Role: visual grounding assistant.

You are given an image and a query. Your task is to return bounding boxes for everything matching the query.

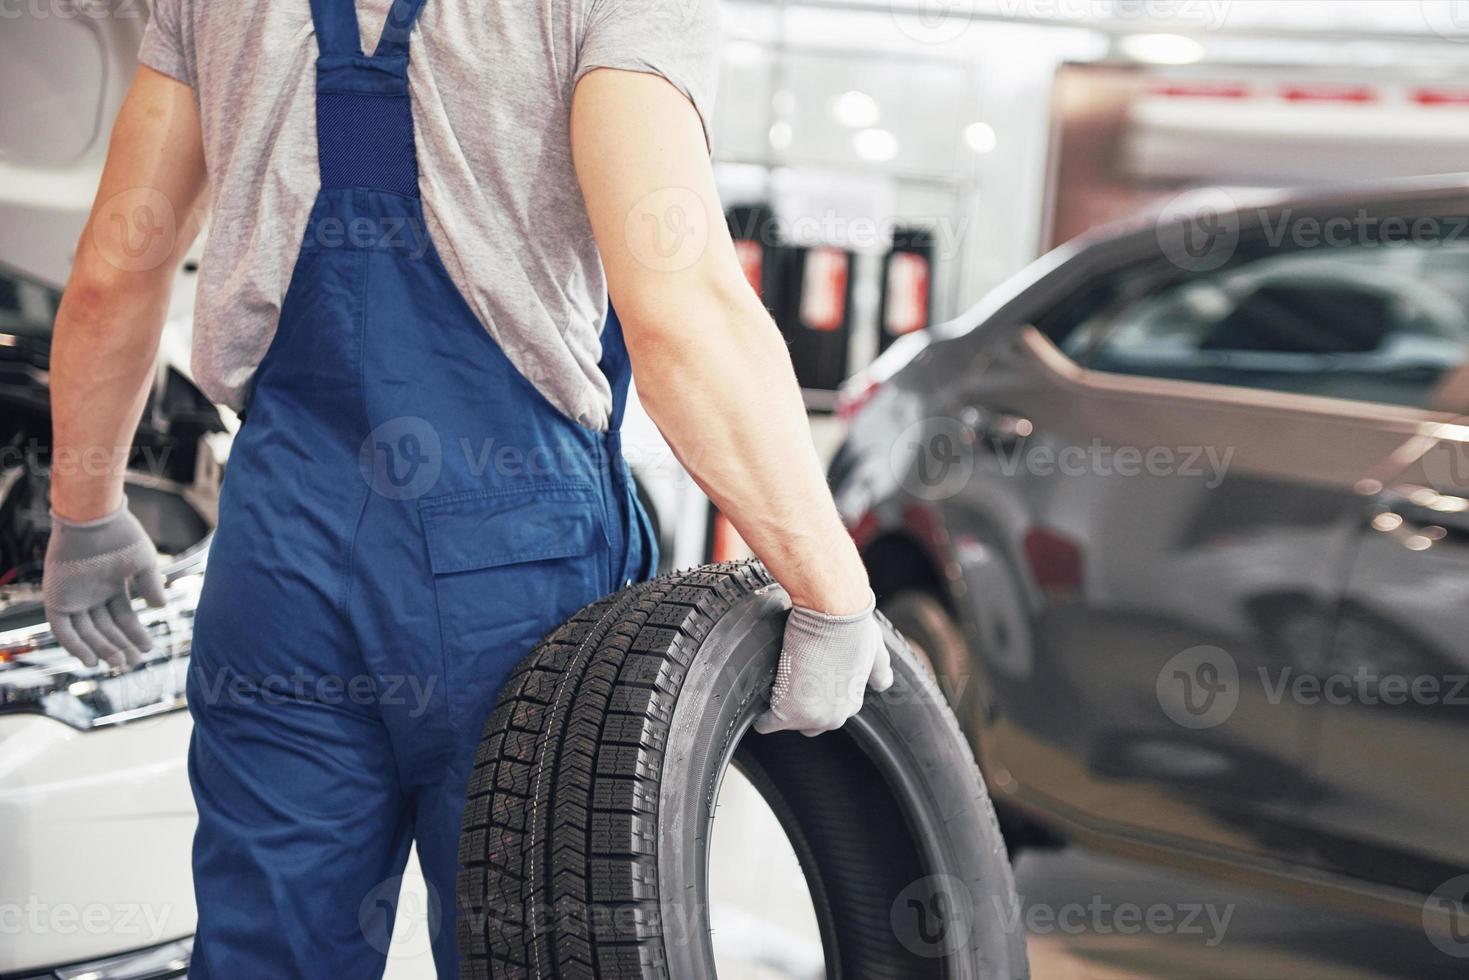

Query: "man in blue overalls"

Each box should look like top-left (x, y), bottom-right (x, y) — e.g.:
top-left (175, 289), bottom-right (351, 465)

top-left (45, 0), bottom-right (892, 974)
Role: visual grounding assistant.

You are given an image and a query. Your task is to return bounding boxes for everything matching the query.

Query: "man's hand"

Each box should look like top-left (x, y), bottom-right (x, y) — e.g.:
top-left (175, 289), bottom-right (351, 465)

top-left (44, 502), bottom-right (167, 668)
top-left (754, 598), bottom-right (894, 736)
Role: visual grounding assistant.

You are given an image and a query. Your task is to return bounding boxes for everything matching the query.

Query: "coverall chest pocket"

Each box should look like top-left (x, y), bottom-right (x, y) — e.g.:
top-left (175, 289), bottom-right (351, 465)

top-left (419, 483), bottom-right (611, 724)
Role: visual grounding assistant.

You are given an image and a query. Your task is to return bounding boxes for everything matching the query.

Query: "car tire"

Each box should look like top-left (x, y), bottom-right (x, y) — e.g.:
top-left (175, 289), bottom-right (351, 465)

top-left (456, 560), bottom-right (1029, 979)
top-left (880, 588), bottom-right (1052, 855)
top-left (879, 589), bottom-right (968, 687)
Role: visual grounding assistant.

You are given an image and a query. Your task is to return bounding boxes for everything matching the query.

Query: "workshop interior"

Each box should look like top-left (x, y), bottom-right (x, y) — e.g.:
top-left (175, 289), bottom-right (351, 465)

top-left (5, 1), bottom-right (1469, 978)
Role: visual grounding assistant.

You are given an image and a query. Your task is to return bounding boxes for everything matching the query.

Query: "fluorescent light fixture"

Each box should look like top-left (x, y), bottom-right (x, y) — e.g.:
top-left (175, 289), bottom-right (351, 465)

top-left (1119, 33), bottom-right (1205, 65)
top-left (768, 121), bottom-right (793, 150)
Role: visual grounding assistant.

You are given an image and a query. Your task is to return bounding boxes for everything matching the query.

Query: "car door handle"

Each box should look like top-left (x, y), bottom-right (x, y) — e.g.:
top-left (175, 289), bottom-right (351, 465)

top-left (961, 406), bottom-right (1033, 449)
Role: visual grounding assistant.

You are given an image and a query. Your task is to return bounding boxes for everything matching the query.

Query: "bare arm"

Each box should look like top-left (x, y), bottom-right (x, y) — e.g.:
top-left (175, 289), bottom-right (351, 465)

top-left (51, 65), bottom-right (208, 522)
top-left (571, 69), bottom-right (870, 615)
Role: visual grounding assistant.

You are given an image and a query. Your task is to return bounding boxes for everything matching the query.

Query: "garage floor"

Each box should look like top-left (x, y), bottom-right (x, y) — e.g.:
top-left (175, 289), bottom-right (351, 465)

top-left (381, 778), bottom-right (1460, 979)
top-left (1016, 849), bottom-right (1462, 979)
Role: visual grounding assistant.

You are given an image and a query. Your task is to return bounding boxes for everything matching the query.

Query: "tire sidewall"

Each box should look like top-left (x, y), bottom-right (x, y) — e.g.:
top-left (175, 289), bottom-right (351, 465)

top-left (654, 585), bottom-right (1027, 979)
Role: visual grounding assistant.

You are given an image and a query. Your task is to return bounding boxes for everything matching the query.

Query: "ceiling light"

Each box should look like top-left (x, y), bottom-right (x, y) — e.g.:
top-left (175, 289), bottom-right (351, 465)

top-left (853, 128), bottom-right (899, 163)
top-left (1119, 33), bottom-right (1205, 65)
top-left (833, 90), bottom-right (881, 128)
top-left (964, 122), bottom-right (997, 154)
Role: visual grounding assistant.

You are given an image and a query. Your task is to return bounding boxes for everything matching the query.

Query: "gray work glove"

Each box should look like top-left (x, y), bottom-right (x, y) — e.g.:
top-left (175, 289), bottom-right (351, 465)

top-left (753, 594), bottom-right (894, 737)
top-left (43, 502), bottom-right (166, 668)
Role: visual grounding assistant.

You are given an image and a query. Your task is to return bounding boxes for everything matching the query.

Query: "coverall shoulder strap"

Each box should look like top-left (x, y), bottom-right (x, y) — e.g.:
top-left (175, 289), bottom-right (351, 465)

top-left (374, 0), bottom-right (430, 58)
top-left (309, 0), bottom-right (429, 59)
top-left (309, 0), bottom-right (363, 57)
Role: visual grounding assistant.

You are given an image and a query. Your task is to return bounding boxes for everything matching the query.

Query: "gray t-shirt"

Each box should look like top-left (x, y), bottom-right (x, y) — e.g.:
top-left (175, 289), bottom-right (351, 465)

top-left (140, 0), bottom-right (719, 429)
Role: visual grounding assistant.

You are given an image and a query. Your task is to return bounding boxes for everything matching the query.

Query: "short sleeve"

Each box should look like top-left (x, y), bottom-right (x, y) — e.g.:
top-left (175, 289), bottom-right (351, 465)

top-left (576, 0), bottom-right (721, 149)
top-left (138, 0), bottom-right (195, 88)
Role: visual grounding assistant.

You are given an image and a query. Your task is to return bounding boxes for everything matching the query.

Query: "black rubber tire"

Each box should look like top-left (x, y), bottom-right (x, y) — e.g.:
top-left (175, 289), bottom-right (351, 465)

top-left (457, 560), bottom-right (1028, 979)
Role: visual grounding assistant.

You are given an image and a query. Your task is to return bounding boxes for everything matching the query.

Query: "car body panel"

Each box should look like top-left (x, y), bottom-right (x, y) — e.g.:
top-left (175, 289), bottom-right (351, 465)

top-left (834, 176), bottom-right (1469, 913)
top-left (0, 712), bottom-right (196, 974)
top-left (1305, 422), bottom-right (1469, 896)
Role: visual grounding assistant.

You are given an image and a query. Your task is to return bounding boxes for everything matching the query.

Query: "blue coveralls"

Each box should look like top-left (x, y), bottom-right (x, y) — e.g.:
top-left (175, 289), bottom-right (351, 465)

top-left (184, 0), bottom-right (654, 973)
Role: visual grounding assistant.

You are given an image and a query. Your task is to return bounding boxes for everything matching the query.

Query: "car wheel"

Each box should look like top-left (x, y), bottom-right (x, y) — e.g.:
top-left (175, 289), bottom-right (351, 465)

top-left (879, 589), bottom-right (967, 687)
top-left (457, 561), bottom-right (1028, 979)
top-left (880, 588), bottom-right (1053, 856)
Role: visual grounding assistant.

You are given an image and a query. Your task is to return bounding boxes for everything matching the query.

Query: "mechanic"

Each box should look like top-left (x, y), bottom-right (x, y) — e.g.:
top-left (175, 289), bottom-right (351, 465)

top-left (42, 0), bottom-right (892, 975)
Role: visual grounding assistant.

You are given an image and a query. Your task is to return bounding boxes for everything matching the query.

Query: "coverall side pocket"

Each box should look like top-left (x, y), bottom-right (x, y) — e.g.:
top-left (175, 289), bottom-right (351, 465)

top-left (418, 484), bottom-right (610, 729)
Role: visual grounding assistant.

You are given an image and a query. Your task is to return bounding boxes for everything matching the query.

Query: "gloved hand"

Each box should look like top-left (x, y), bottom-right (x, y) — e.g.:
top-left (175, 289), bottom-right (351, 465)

top-left (753, 594), bottom-right (894, 737)
top-left (43, 501), bottom-right (166, 668)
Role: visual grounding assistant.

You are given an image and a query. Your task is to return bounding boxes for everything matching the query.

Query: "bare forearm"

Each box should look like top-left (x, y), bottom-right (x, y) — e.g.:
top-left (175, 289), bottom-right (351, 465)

top-left (49, 272), bottom-right (167, 521)
top-left (629, 290), bottom-right (871, 615)
top-left (49, 66), bottom-right (208, 521)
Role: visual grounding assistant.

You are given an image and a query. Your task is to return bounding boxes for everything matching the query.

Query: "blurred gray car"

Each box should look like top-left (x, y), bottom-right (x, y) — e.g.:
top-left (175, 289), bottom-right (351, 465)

top-left (830, 176), bottom-right (1469, 950)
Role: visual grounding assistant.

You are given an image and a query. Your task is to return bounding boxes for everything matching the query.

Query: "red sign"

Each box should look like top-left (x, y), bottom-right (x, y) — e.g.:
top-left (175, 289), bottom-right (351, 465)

top-left (800, 247), bottom-right (849, 332)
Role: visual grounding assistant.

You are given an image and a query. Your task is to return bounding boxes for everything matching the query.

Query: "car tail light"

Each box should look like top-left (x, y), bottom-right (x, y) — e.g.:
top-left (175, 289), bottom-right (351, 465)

top-left (835, 371), bottom-right (881, 426)
top-left (1023, 526), bottom-right (1084, 595)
